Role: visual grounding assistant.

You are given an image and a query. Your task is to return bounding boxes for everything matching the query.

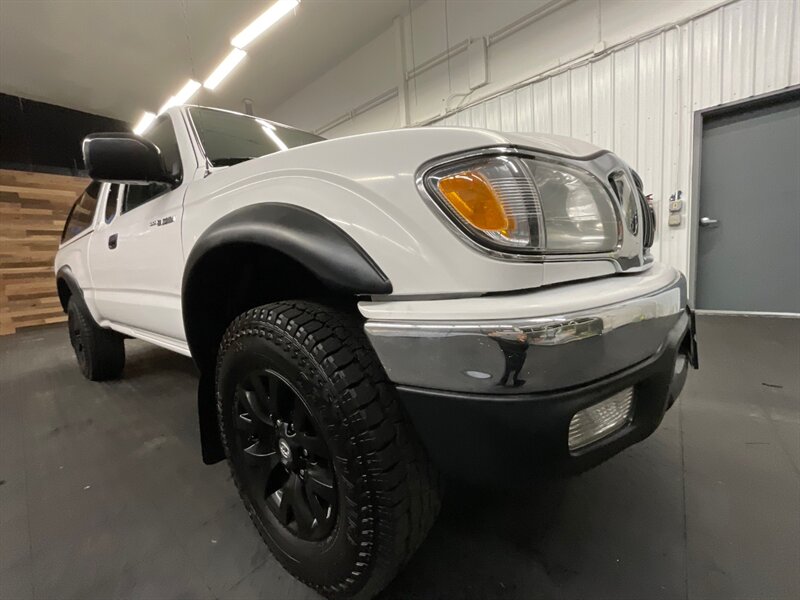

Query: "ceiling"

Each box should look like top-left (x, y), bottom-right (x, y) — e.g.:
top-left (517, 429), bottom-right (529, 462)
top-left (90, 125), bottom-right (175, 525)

top-left (0, 0), bottom-right (417, 125)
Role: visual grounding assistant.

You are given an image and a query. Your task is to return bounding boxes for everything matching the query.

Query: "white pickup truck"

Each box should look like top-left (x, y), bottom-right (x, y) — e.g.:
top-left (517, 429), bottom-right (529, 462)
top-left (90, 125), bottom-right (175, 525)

top-left (55, 105), bottom-right (697, 599)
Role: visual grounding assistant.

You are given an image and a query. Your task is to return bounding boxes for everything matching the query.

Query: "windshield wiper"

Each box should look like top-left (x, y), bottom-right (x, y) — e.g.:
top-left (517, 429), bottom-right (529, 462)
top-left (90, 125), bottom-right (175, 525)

top-left (212, 157), bottom-right (259, 167)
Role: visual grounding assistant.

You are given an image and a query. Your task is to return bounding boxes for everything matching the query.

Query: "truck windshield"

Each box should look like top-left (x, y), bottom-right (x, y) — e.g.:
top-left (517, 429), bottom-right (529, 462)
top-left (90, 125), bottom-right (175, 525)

top-left (188, 106), bottom-right (325, 167)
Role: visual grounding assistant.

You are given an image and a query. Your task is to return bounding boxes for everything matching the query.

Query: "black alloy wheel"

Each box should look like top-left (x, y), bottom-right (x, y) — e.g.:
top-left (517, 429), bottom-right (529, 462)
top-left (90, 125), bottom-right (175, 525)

top-left (232, 368), bottom-right (336, 541)
top-left (216, 301), bottom-right (441, 599)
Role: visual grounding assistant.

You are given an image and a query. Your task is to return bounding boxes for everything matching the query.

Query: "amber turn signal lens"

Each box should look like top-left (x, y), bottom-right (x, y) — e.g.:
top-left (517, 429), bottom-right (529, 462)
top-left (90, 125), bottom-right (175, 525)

top-left (437, 171), bottom-right (514, 231)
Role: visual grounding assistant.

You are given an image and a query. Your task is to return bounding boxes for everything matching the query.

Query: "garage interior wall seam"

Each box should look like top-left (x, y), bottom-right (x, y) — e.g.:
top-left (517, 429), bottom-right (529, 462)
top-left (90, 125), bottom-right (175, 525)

top-left (311, 0), bottom-right (578, 136)
top-left (272, 0), bottom-right (800, 288)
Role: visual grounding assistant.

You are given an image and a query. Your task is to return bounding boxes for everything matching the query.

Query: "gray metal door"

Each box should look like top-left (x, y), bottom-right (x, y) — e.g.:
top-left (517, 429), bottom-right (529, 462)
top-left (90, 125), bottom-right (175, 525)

top-left (696, 93), bottom-right (800, 313)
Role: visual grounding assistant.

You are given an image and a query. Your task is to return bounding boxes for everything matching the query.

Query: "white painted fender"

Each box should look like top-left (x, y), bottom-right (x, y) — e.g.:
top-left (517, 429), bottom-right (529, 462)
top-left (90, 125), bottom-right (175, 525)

top-left (181, 125), bottom-right (617, 296)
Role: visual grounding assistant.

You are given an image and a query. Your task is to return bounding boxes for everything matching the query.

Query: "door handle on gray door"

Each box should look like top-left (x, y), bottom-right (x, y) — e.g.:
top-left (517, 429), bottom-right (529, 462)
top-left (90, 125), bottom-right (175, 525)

top-left (108, 234), bottom-right (118, 249)
top-left (699, 216), bottom-right (719, 228)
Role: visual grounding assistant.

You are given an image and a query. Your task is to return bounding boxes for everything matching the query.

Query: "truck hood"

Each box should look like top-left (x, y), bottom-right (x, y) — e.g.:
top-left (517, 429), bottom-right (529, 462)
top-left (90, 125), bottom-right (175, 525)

top-left (320, 127), bottom-right (605, 159)
top-left (316, 127), bottom-right (605, 159)
top-left (185, 125), bottom-right (643, 297)
top-left (211, 127), bottom-right (606, 174)
top-left (310, 127), bottom-right (605, 160)
top-left (497, 130), bottom-right (605, 159)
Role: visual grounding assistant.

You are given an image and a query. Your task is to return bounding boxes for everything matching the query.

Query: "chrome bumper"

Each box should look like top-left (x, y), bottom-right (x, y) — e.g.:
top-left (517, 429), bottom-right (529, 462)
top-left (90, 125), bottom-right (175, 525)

top-left (364, 272), bottom-right (687, 394)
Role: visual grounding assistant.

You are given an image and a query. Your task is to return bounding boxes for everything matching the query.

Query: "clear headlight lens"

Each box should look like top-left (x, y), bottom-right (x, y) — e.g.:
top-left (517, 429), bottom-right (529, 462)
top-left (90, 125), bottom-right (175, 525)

top-left (525, 159), bottom-right (620, 253)
top-left (425, 155), bottom-right (620, 254)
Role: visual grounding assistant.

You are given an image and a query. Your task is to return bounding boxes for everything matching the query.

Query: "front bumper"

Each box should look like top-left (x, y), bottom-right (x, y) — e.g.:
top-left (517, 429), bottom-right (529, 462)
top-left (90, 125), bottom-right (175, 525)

top-left (362, 265), bottom-right (698, 480)
top-left (364, 264), bottom-right (688, 394)
top-left (396, 310), bottom-right (695, 481)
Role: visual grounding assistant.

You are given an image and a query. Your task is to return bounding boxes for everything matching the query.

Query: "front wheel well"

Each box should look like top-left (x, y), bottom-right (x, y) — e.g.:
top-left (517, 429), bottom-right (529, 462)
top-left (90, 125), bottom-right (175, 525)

top-left (182, 243), bottom-right (357, 373)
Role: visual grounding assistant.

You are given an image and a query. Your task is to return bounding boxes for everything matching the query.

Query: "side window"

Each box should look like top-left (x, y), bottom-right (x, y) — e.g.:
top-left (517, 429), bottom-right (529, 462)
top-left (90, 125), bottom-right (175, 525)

top-left (105, 184), bottom-right (120, 223)
top-left (62, 182), bottom-right (101, 242)
top-left (122, 182), bottom-right (169, 213)
top-left (146, 116), bottom-right (182, 178)
top-left (121, 116), bottom-right (181, 214)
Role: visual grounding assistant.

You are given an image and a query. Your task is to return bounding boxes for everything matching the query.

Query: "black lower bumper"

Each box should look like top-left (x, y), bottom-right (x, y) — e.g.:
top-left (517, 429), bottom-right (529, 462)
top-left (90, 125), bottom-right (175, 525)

top-left (397, 309), bottom-right (697, 483)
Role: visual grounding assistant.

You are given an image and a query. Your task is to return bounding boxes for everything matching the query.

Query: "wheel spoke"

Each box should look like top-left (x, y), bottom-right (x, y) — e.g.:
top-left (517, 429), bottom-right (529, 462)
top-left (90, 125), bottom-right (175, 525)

top-left (239, 387), bottom-right (273, 427)
top-left (236, 411), bottom-right (256, 433)
top-left (304, 467), bottom-right (336, 504)
top-left (307, 490), bottom-right (329, 524)
top-left (292, 432), bottom-right (329, 458)
top-left (276, 488), bottom-right (292, 525)
top-left (243, 441), bottom-right (280, 470)
top-left (265, 464), bottom-right (288, 497)
top-left (288, 474), bottom-right (315, 535)
top-left (241, 443), bottom-right (281, 503)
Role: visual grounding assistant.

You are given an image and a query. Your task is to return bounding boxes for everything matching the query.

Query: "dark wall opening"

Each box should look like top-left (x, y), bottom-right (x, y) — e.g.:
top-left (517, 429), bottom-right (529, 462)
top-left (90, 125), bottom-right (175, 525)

top-left (0, 93), bottom-right (130, 176)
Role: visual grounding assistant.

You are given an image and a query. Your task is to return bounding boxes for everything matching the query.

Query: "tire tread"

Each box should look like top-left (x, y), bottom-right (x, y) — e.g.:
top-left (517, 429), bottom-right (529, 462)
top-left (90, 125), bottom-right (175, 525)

top-left (67, 298), bottom-right (125, 381)
top-left (216, 300), bottom-right (441, 599)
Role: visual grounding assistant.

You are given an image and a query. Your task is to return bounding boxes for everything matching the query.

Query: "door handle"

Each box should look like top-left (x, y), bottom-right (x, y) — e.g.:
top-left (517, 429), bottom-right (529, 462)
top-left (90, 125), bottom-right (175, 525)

top-left (699, 216), bottom-right (719, 228)
top-left (108, 233), bottom-right (118, 249)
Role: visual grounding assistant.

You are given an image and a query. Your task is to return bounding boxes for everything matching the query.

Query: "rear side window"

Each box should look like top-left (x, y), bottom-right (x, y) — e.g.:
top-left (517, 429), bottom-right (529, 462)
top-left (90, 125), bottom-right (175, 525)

top-left (62, 181), bottom-right (101, 242)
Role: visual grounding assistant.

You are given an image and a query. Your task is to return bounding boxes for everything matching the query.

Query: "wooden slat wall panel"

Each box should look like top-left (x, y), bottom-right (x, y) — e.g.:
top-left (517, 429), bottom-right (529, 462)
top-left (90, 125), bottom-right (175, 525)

top-left (0, 169), bottom-right (88, 335)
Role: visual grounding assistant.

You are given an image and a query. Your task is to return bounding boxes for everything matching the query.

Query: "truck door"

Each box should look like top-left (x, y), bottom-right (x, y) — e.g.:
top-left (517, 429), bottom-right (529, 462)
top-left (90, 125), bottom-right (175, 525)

top-left (87, 114), bottom-right (189, 342)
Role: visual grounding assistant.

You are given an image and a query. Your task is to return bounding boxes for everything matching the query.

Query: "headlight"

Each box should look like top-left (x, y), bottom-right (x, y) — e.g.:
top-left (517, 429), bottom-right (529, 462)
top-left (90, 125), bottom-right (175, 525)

top-left (424, 154), bottom-right (620, 254)
top-left (526, 159), bottom-right (619, 253)
top-left (426, 155), bottom-right (544, 249)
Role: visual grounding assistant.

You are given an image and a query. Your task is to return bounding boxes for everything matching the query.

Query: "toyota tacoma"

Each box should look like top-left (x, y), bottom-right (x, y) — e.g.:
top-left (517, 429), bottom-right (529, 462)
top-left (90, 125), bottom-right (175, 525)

top-left (55, 105), bottom-right (698, 599)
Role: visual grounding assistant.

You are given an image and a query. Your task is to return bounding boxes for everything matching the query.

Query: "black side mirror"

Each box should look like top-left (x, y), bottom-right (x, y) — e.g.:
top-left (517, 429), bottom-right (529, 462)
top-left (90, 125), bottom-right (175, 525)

top-left (82, 132), bottom-right (175, 185)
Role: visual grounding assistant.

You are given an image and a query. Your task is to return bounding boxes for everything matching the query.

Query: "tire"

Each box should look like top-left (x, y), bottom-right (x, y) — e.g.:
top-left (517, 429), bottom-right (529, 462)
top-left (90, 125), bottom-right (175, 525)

top-left (67, 298), bottom-right (125, 381)
top-left (216, 301), bottom-right (441, 599)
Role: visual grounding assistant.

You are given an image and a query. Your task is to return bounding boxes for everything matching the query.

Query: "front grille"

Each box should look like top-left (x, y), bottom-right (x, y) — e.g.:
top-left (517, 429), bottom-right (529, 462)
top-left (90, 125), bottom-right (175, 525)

top-left (639, 192), bottom-right (655, 248)
top-left (629, 169), bottom-right (655, 249)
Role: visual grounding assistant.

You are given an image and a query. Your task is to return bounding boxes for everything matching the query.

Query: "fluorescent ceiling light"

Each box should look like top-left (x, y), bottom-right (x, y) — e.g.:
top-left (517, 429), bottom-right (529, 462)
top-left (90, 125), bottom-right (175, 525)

top-left (158, 79), bottom-right (201, 114)
top-left (204, 48), bottom-right (247, 90)
top-left (133, 111), bottom-right (157, 135)
top-left (174, 79), bottom-right (202, 106)
top-left (231, 0), bottom-right (298, 49)
top-left (158, 96), bottom-right (176, 116)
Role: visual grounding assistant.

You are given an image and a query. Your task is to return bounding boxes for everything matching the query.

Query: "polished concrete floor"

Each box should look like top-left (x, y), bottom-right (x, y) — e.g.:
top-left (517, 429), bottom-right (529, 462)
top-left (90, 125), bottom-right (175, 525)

top-left (0, 315), bottom-right (798, 600)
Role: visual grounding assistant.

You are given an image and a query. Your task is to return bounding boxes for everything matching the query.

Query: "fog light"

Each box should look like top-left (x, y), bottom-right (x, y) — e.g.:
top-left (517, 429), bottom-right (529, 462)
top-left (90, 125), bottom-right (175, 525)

top-left (568, 388), bottom-right (634, 452)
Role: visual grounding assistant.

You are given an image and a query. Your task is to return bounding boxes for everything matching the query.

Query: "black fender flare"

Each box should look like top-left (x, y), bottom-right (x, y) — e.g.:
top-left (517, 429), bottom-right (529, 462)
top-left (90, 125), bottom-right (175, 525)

top-left (181, 203), bottom-right (391, 353)
top-left (182, 203), bottom-right (392, 465)
top-left (55, 265), bottom-right (85, 313)
top-left (182, 202), bottom-right (391, 301)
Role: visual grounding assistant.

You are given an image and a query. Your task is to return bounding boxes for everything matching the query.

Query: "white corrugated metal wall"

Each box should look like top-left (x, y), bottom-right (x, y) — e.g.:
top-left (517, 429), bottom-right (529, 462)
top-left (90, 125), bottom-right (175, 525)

top-left (432, 0), bottom-right (800, 288)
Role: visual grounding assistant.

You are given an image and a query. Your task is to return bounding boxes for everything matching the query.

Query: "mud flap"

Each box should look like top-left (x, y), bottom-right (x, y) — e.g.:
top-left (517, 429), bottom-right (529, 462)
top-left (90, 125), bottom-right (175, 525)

top-left (198, 369), bottom-right (225, 464)
top-left (684, 306), bottom-right (700, 369)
